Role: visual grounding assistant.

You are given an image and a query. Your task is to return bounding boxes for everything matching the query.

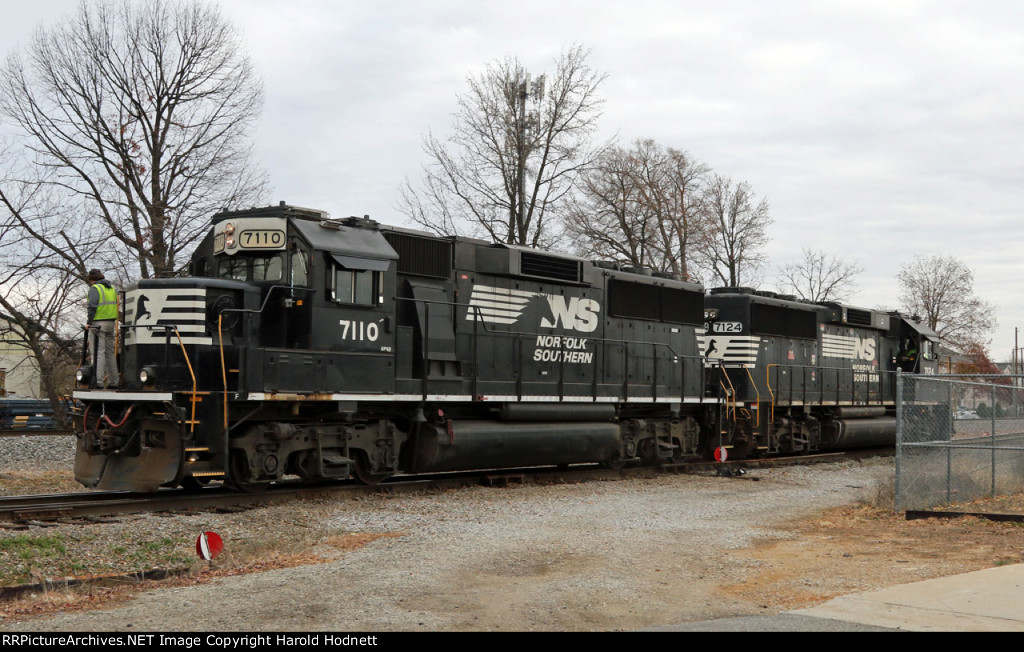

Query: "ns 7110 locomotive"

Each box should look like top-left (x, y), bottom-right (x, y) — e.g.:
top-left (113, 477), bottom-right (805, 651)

top-left (71, 203), bottom-right (939, 492)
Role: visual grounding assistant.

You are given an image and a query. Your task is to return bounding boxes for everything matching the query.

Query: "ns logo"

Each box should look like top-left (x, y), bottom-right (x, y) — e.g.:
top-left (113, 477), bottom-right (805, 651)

top-left (855, 337), bottom-right (876, 361)
top-left (540, 296), bottom-right (600, 333)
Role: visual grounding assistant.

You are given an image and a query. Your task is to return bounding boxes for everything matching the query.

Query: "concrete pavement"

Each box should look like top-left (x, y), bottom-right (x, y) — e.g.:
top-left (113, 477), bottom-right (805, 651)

top-left (791, 563), bottom-right (1024, 631)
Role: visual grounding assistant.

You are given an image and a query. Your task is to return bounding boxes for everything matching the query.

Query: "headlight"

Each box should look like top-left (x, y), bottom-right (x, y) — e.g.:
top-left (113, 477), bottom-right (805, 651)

top-left (139, 367), bottom-right (157, 385)
top-left (76, 366), bottom-right (92, 383)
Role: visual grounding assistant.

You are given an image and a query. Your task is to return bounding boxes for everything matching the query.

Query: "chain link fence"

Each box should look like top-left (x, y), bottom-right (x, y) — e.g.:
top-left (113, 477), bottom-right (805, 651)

top-left (896, 372), bottom-right (1024, 512)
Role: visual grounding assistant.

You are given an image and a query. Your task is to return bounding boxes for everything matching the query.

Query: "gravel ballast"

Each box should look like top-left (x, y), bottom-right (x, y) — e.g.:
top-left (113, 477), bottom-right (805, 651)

top-left (0, 435), bottom-right (895, 631)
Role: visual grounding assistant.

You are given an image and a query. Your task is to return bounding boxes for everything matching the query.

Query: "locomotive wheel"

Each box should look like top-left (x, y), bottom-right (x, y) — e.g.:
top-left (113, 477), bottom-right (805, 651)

top-left (352, 451), bottom-right (392, 485)
top-left (227, 451), bottom-right (270, 493)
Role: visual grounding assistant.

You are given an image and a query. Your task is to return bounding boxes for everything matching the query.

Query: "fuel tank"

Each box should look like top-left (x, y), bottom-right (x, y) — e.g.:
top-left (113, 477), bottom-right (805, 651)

top-left (406, 420), bottom-right (621, 473)
top-left (821, 417), bottom-right (897, 450)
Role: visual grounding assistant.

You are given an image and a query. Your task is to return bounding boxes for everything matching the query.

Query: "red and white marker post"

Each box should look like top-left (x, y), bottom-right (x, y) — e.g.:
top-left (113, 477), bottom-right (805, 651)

top-left (196, 531), bottom-right (224, 561)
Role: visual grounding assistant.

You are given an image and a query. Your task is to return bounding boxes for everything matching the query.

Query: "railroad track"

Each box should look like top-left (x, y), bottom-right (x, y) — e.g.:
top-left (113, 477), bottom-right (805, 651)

top-left (0, 429), bottom-right (73, 438)
top-left (0, 467), bottom-right (610, 525)
top-left (0, 450), bottom-right (885, 525)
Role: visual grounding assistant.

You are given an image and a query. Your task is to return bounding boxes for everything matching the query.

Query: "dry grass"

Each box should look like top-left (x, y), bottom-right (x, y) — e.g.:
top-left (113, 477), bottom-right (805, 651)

top-left (0, 471), bottom-right (83, 496)
top-left (0, 530), bottom-right (407, 622)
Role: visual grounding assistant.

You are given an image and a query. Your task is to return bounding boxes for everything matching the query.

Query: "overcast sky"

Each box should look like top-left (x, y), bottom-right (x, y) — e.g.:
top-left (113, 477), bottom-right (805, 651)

top-left (3, 1), bottom-right (1023, 359)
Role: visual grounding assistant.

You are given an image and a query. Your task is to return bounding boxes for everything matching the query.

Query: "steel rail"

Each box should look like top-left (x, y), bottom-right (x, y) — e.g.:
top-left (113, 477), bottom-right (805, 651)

top-left (0, 450), bottom-right (892, 525)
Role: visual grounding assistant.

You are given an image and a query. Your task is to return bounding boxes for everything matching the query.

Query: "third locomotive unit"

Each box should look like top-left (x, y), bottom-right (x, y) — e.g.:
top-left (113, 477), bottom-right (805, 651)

top-left (72, 203), bottom-right (939, 492)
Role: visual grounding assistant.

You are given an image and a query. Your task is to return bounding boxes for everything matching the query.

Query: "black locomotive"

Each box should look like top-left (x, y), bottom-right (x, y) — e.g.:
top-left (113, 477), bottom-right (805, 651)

top-left (701, 288), bottom-right (939, 460)
top-left (71, 203), bottom-right (939, 492)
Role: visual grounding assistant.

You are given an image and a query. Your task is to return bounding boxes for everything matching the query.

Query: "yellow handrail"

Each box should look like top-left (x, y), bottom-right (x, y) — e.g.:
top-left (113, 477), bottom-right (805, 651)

top-left (171, 328), bottom-right (198, 434)
top-left (719, 370), bottom-right (737, 422)
top-left (744, 365), bottom-right (760, 427)
top-left (766, 364), bottom-right (778, 425)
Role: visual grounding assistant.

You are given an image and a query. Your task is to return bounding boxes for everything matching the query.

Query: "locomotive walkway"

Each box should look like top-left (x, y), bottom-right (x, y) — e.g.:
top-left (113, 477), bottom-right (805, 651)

top-left (648, 563), bottom-right (1024, 631)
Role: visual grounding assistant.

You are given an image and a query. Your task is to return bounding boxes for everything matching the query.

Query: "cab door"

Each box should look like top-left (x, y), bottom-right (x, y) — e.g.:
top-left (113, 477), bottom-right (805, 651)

top-left (318, 255), bottom-right (396, 393)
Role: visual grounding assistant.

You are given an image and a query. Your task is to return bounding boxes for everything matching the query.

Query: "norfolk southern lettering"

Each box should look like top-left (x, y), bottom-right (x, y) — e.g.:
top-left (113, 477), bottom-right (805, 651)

top-left (533, 335), bottom-right (594, 364)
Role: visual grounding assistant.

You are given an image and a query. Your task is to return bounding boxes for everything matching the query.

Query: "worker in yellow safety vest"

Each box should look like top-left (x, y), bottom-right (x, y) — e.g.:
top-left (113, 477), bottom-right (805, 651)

top-left (85, 269), bottom-right (119, 388)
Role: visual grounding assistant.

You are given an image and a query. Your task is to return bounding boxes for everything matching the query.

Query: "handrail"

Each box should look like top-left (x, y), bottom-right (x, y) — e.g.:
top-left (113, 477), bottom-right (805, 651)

top-left (744, 366), bottom-right (760, 427)
top-left (766, 363), bottom-right (778, 424)
top-left (170, 327), bottom-right (198, 434)
top-left (762, 362), bottom-right (898, 406)
top-left (719, 370), bottom-right (737, 422)
top-left (219, 315), bottom-right (229, 439)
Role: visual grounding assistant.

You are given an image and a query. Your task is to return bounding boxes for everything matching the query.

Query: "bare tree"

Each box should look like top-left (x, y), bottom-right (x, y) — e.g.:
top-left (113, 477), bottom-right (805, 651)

top-left (693, 175), bottom-right (772, 288)
top-left (0, 0), bottom-right (267, 410)
top-left (0, 171), bottom-right (94, 418)
top-left (776, 247), bottom-right (863, 303)
top-left (0, 0), bottom-right (268, 280)
top-left (897, 254), bottom-right (996, 350)
top-left (399, 44), bottom-right (607, 248)
top-left (565, 139), bottom-right (709, 278)
top-left (0, 232), bottom-right (82, 419)
top-left (565, 144), bottom-right (654, 267)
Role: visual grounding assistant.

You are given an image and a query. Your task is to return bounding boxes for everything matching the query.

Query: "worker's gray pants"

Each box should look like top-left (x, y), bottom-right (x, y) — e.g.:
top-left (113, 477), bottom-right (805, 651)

top-left (89, 320), bottom-right (118, 388)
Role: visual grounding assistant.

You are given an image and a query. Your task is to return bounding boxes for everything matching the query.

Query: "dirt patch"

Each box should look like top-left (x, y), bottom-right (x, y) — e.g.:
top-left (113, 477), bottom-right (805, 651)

top-left (722, 503), bottom-right (1024, 611)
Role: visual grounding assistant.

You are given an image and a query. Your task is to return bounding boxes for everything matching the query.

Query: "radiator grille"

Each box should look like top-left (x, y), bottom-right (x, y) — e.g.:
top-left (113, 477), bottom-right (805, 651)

top-left (845, 308), bottom-right (873, 326)
top-left (383, 232), bottom-right (451, 278)
top-left (520, 251), bottom-right (580, 282)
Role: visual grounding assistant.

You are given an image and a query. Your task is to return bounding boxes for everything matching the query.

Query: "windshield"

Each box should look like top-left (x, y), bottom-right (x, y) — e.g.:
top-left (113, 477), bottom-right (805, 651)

top-left (921, 338), bottom-right (936, 361)
top-left (217, 253), bottom-right (285, 282)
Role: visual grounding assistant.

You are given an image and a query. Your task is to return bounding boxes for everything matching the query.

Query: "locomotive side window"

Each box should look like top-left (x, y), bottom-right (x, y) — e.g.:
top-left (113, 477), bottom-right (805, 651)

top-left (333, 268), bottom-right (380, 306)
top-left (329, 253), bottom-right (389, 306)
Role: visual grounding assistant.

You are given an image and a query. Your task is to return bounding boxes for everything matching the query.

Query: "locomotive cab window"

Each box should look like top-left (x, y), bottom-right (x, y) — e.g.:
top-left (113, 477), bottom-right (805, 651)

top-left (252, 254), bottom-right (284, 282)
top-left (217, 257), bottom-right (248, 281)
top-left (921, 338), bottom-right (936, 361)
top-left (329, 254), bottom-right (389, 306)
top-left (331, 266), bottom-right (382, 306)
top-left (216, 253), bottom-right (285, 282)
top-left (334, 269), bottom-right (378, 305)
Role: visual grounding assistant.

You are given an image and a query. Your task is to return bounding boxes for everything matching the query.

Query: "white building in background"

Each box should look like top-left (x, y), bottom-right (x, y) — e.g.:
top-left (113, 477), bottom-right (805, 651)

top-left (0, 316), bottom-right (41, 398)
